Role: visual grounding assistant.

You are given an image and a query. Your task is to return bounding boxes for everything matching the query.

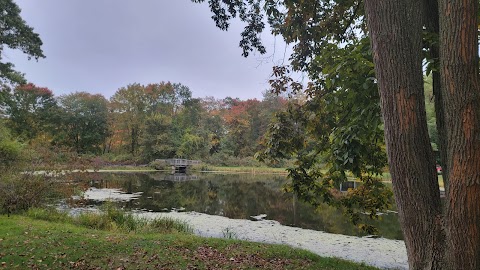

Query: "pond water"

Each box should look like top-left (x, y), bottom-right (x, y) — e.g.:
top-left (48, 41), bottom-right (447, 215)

top-left (74, 171), bottom-right (403, 240)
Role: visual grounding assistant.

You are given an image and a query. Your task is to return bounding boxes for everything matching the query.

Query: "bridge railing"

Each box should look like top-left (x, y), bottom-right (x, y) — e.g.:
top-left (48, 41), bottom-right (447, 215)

top-left (155, 159), bottom-right (201, 167)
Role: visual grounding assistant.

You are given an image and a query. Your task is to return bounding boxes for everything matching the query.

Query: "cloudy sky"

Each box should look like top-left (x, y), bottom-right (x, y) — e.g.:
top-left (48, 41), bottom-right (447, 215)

top-left (6, 0), bottom-right (293, 100)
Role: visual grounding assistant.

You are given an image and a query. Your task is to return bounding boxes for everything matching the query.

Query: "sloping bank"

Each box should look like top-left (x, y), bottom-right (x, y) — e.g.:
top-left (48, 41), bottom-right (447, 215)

top-left (134, 211), bottom-right (408, 269)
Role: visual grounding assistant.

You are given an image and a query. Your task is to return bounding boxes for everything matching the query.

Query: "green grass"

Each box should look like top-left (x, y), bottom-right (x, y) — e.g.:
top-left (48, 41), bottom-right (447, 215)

top-left (97, 166), bottom-right (157, 172)
top-left (0, 215), bottom-right (378, 270)
top-left (97, 165), bottom-right (289, 174)
top-left (200, 165), bottom-right (288, 174)
top-left (97, 164), bottom-right (289, 174)
top-left (25, 206), bottom-right (193, 234)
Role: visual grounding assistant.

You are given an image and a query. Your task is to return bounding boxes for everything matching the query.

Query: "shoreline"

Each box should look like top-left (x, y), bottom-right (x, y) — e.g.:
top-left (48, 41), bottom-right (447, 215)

top-left (77, 178), bottom-right (407, 269)
top-left (134, 211), bottom-right (408, 270)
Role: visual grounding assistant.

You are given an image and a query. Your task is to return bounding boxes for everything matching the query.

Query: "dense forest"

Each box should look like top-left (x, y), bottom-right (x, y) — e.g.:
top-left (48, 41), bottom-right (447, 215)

top-left (0, 79), bottom-right (439, 169)
top-left (0, 82), bottom-right (293, 166)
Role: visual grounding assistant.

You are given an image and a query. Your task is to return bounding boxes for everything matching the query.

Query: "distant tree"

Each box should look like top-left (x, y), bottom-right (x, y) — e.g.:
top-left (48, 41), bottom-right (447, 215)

top-left (223, 96), bottom-right (240, 109)
top-left (0, 0), bottom-right (45, 84)
top-left (242, 99), bottom-right (262, 149)
top-left (110, 83), bottom-right (149, 155)
top-left (201, 117), bottom-right (224, 156)
top-left (57, 92), bottom-right (109, 154)
top-left (223, 100), bottom-right (252, 157)
top-left (260, 91), bottom-right (287, 117)
top-left (141, 113), bottom-right (175, 160)
top-left (201, 96), bottom-right (226, 112)
top-left (200, 97), bottom-right (227, 155)
top-left (178, 98), bottom-right (203, 128)
top-left (174, 98), bottom-right (207, 158)
top-left (177, 131), bottom-right (204, 158)
top-left (144, 82), bottom-right (192, 115)
top-left (2, 83), bottom-right (57, 141)
top-left (110, 82), bottom-right (193, 157)
top-left (171, 83), bottom-right (193, 111)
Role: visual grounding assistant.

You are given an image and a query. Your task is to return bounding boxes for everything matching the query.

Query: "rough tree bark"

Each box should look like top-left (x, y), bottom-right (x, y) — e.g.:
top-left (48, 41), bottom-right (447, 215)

top-left (363, 1), bottom-right (445, 268)
top-left (439, 0), bottom-right (480, 269)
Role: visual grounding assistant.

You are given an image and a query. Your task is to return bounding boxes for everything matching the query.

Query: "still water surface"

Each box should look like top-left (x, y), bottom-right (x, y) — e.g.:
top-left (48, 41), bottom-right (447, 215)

top-left (80, 172), bottom-right (403, 240)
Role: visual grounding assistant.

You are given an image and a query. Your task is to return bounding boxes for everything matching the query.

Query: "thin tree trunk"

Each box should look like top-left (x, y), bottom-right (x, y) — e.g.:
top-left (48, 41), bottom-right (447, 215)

top-left (424, 0), bottom-right (449, 191)
top-left (75, 133), bottom-right (80, 154)
top-left (364, 1), bottom-right (444, 268)
top-left (107, 138), bottom-right (112, 154)
top-left (131, 127), bottom-right (136, 155)
top-left (439, 0), bottom-right (480, 268)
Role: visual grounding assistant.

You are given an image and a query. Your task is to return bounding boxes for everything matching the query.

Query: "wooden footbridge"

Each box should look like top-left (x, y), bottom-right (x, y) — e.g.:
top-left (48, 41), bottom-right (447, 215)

top-left (154, 159), bottom-right (201, 172)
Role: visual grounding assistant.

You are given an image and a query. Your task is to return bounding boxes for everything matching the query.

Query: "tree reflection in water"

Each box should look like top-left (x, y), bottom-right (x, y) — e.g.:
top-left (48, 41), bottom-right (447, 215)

top-left (81, 172), bottom-right (403, 240)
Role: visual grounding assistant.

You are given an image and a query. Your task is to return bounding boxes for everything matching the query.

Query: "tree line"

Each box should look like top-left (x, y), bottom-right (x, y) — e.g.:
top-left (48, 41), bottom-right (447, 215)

top-left (0, 82), bottom-right (288, 165)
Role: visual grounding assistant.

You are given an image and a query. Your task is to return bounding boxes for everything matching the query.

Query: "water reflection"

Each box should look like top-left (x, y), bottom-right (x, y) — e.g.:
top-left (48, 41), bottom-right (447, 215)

top-left (151, 173), bottom-right (200, 182)
top-left (81, 172), bottom-right (403, 240)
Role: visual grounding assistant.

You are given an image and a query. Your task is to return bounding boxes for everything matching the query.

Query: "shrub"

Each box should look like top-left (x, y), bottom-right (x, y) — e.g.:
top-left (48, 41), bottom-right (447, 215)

top-left (101, 153), bottom-right (143, 165)
top-left (0, 171), bottom-right (54, 216)
top-left (26, 207), bottom-right (70, 223)
top-left (24, 204), bottom-right (194, 234)
top-left (0, 139), bottom-right (23, 168)
top-left (149, 159), bottom-right (169, 170)
top-left (102, 203), bottom-right (146, 232)
top-left (75, 211), bottom-right (113, 230)
top-left (0, 125), bottom-right (24, 169)
top-left (29, 205), bottom-right (195, 234)
top-left (204, 153), bottom-right (263, 167)
top-left (147, 217), bottom-right (193, 234)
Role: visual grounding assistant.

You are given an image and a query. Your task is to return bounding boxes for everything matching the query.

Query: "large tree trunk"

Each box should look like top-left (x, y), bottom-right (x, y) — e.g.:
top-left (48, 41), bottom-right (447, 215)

top-left (439, 0), bottom-right (480, 269)
top-left (363, 1), bottom-right (444, 268)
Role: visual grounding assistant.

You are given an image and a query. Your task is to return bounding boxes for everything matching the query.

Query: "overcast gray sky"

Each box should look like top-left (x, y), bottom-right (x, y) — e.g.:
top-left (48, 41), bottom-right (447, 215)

top-left (6, 0), bottom-right (292, 100)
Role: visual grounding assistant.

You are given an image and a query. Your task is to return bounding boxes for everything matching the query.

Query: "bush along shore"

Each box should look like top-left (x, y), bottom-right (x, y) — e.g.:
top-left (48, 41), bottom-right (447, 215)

top-left (0, 208), bottom-right (378, 270)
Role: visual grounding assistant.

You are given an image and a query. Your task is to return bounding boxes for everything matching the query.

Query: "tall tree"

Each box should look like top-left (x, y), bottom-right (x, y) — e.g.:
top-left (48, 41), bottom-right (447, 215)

top-left (141, 113), bottom-right (175, 160)
top-left (110, 82), bottom-right (193, 157)
top-left (200, 97), bottom-right (226, 155)
top-left (2, 83), bottom-right (57, 141)
top-left (364, 1), bottom-right (443, 268)
top-left (223, 100), bottom-right (253, 157)
top-left (57, 92), bottom-right (110, 154)
top-left (110, 83), bottom-right (149, 155)
top-left (0, 0), bottom-right (45, 84)
top-left (195, 0), bottom-right (480, 268)
top-left (438, 0), bottom-right (480, 268)
top-left (144, 82), bottom-right (192, 116)
top-left (174, 98), bottom-right (207, 158)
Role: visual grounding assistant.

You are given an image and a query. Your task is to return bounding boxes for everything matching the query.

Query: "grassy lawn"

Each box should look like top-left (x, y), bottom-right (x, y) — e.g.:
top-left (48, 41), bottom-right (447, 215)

top-left (200, 166), bottom-right (288, 174)
top-left (0, 215), bottom-right (378, 270)
top-left (97, 165), bottom-right (157, 172)
top-left (97, 165), bottom-right (289, 174)
top-left (96, 164), bottom-right (289, 174)
top-left (97, 168), bottom-right (157, 172)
